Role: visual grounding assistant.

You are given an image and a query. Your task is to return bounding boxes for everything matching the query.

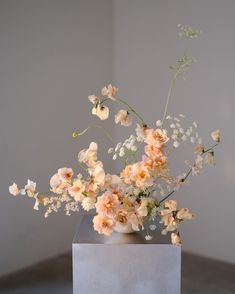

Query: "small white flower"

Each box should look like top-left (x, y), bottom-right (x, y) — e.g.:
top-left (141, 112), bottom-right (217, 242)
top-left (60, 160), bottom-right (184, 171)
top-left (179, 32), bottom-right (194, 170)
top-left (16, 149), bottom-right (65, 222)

top-left (173, 129), bottom-right (179, 135)
top-left (179, 128), bottom-right (184, 134)
top-left (193, 121), bottom-right (198, 128)
top-left (161, 229), bottom-right (167, 235)
top-left (156, 120), bottom-right (162, 127)
top-left (166, 115), bottom-right (172, 120)
top-left (112, 154), bottom-right (117, 160)
top-left (115, 142), bottom-right (122, 152)
top-left (108, 148), bottom-right (114, 154)
top-left (176, 123), bottom-right (181, 128)
top-left (171, 134), bottom-right (178, 140)
top-left (173, 141), bottom-right (180, 148)
top-left (198, 138), bottom-right (202, 144)
top-left (182, 135), bottom-right (187, 141)
top-left (190, 137), bottom-right (195, 144)
top-left (145, 235), bottom-right (153, 241)
top-left (170, 123), bottom-right (176, 128)
top-left (186, 129), bottom-right (191, 136)
top-left (179, 114), bottom-right (185, 118)
top-left (149, 224), bottom-right (157, 231)
top-left (130, 145), bottom-right (137, 152)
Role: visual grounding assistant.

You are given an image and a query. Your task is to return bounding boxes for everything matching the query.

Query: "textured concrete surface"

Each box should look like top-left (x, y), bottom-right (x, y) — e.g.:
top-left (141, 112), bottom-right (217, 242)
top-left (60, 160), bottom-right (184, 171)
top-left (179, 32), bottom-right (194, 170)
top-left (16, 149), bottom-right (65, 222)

top-left (0, 252), bottom-right (235, 294)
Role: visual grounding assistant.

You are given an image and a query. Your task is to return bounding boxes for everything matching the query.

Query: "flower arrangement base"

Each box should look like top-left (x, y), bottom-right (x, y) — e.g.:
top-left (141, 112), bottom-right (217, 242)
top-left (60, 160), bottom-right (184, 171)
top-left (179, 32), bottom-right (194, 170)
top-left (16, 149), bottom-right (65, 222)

top-left (73, 214), bottom-right (181, 294)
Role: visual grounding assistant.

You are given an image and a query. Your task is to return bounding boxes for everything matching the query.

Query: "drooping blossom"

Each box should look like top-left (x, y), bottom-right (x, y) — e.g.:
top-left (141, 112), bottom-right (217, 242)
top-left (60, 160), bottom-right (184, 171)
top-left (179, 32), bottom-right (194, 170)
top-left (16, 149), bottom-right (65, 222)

top-left (115, 110), bottom-right (132, 127)
top-left (88, 95), bottom-right (99, 105)
top-left (58, 167), bottom-right (74, 182)
top-left (171, 232), bottom-right (182, 246)
top-left (92, 104), bottom-right (109, 120)
top-left (205, 152), bottom-right (216, 166)
top-left (50, 173), bottom-right (68, 194)
top-left (88, 161), bottom-right (105, 186)
top-left (194, 144), bottom-right (205, 155)
top-left (93, 214), bottom-right (114, 236)
top-left (24, 179), bottom-right (37, 197)
top-left (176, 208), bottom-right (193, 220)
top-left (78, 142), bottom-right (98, 168)
top-left (135, 124), bottom-right (148, 141)
top-left (211, 129), bottom-right (220, 142)
top-left (96, 192), bottom-right (119, 217)
top-left (9, 183), bottom-right (20, 196)
top-left (101, 84), bottom-right (118, 100)
top-left (68, 175), bottom-right (85, 202)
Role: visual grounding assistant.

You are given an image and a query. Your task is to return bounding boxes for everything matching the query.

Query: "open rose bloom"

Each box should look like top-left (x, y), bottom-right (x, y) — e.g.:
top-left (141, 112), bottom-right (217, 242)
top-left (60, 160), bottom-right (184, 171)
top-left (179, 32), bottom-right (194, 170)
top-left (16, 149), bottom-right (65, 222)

top-left (9, 25), bottom-right (220, 245)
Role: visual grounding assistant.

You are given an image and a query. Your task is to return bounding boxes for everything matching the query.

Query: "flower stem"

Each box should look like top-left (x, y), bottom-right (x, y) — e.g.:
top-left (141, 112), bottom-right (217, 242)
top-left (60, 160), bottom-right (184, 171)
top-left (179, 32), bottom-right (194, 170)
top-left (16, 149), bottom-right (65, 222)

top-left (159, 142), bottom-right (219, 204)
top-left (73, 124), bottom-right (116, 145)
top-left (162, 72), bottom-right (178, 126)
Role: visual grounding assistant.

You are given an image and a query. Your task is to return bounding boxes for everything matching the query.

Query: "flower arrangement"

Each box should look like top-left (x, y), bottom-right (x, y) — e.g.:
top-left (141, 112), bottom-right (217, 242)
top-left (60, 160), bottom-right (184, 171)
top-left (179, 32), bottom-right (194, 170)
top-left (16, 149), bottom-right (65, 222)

top-left (9, 25), bottom-right (220, 245)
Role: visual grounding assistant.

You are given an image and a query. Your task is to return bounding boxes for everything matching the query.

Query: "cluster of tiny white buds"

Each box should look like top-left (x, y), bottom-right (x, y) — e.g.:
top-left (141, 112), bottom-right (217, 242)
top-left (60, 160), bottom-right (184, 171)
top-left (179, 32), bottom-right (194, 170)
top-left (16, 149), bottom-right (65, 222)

top-left (168, 115), bottom-right (203, 149)
top-left (145, 234), bottom-right (153, 241)
top-left (108, 135), bottom-right (138, 160)
top-left (149, 224), bottom-right (157, 231)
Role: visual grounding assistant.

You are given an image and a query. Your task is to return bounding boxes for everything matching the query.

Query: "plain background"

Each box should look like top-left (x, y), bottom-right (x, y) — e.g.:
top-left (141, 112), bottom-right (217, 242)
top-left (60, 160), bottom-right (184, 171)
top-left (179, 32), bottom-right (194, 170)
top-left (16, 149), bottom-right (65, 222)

top-left (1, 0), bottom-right (235, 277)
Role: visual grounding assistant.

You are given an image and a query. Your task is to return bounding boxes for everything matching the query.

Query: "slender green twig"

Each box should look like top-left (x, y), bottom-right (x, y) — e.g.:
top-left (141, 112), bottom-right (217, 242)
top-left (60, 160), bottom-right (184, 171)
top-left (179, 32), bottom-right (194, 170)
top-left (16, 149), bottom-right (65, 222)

top-left (159, 142), bottom-right (219, 204)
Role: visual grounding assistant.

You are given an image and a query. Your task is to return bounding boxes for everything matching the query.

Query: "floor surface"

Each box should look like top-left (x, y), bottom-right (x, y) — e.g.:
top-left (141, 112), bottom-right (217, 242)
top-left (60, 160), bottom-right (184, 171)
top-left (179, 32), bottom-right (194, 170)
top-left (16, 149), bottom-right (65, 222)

top-left (0, 252), bottom-right (235, 293)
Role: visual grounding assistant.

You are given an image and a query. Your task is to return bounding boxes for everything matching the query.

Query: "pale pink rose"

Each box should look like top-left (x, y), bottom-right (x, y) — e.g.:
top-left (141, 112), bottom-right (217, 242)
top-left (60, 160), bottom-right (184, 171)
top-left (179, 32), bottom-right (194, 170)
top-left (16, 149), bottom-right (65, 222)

top-left (88, 95), bottom-right (99, 105)
top-left (9, 183), bottom-right (20, 196)
top-left (145, 129), bottom-right (169, 148)
top-left (120, 164), bottom-right (135, 185)
top-left (24, 179), bottom-right (36, 197)
top-left (104, 174), bottom-right (122, 189)
top-left (134, 164), bottom-right (153, 188)
top-left (96, 192), bottom-right (119, 217)
top-left (101, 84), bottom-right (118, 100)
top-left (78, 142), bottom-right (98, 167)
top-left (92, 104), bottom-right (109, 120)
top-left (115, 110), bottom-right (132, 127)
top-left (93, 214), bottom-right (114, 236)
top-left (211, 129), bottom-right (220, 142)
top-left (68, 175), bottom-right (85, 202)
top-left (144, 144), bottom-right (164, 159)
top-left (176, 208), bottom-right (193, 220)
top-left (135, 124), bottom-right (148, 141)
top-left (171, 232), bottom-right (182, 246)
top-left (58, 167), bottom-right (73, 182)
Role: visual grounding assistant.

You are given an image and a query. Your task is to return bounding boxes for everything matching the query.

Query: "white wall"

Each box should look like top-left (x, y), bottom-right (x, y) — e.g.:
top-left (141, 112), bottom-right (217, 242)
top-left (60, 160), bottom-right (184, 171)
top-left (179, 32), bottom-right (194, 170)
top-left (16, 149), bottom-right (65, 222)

top-left (1, 0), bottom-right (235, 277)
top-left (0, 0), bottom-right (113, 276)
top-left (113, 0), bottom-right (235, 263)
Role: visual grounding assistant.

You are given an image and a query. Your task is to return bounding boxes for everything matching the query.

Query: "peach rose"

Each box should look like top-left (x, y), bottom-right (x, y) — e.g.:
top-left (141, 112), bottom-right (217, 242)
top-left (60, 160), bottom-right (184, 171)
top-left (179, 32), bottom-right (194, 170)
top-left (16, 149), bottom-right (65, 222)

top-left (145, 129), bottom-right (169, 148)
top-left (96, 192), bottom-right (119, 217)
top-left (93, 214), bottom-right (114, 236)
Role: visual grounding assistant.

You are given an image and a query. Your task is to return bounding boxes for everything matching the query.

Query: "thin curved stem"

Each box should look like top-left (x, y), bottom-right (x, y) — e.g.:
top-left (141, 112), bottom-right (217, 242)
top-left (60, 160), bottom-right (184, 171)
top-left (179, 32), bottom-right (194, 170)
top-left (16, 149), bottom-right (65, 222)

top-left (100, 97), bottom-right (146, 125)
top-left (73, 124), bottom-right (116, 145)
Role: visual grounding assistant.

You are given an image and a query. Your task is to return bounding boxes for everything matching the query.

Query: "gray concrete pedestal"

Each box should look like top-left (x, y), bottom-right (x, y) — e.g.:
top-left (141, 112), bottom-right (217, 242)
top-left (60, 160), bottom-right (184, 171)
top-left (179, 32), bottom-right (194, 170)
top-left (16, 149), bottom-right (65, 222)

top-left (73, 214), bottom-right (181, 294)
